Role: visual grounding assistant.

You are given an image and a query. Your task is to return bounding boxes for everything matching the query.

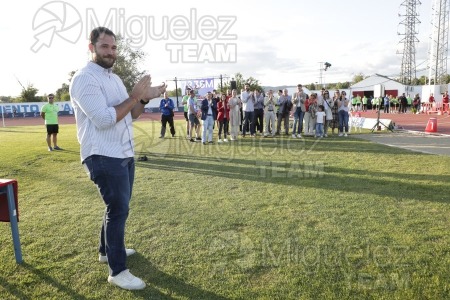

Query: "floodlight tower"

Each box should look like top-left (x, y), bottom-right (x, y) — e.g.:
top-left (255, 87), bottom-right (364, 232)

top-left (318, 62), bottom-right (331, 89)
top-left (428, 0), bottom-right (449, 85)
top-left (398, 0), bottom-right (421, 85)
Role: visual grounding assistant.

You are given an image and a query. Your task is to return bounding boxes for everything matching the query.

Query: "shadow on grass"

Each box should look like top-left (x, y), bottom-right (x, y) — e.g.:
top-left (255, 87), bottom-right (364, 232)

top-left (0, 129), bottom-right (43, 134)
top-left (1, 262), bottom-right (91, 300)
top-left (128, 253), bottom-right (228, 299)
top-left (137, 134), bottom-right (426, 157)
top-left (136, 152), bottom-right (450, 204)
top-left (10, 261), bottom-right (182, 300)
top-left (0, 274), bottom-right (29, 300)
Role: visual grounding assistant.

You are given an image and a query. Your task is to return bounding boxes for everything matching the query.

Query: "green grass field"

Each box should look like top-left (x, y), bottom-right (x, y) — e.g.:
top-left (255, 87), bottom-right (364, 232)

top-left (0, 120), bottom-right (449, 299)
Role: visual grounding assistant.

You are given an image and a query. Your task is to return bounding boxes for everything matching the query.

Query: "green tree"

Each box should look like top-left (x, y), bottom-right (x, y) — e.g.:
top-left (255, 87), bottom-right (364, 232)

top-left (305, 83), bottom-right (316, 90)
top-left (60, 36), bottom-right (146, 101)
top-left (55, 71), bottom-right (76, 101)
top-left (340, 81), bottom-right (350, 89)
top-left (417, 75), bottom-right (427, 85)
top-left (442, 74), bottom-right (450, 84)
top-left (352, 73), bottom-right (366, 84)
top-left (112, 36), bottom-right (146, 93)
top-left (167, 88), bottom-right (182, 97)
top-left (19, 84), bottom-right (41, 102)
top-left (221, 72), bottom-right (263, 93)
top-left (55, 83), bottom-right (70, 101)
top-left (411, 78), bottom-right (421, 85)
top-left (0, 96), bottom-right (12, 103)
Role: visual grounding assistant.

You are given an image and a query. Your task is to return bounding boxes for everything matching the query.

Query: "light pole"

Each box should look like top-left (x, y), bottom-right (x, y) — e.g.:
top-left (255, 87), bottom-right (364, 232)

top-left (319, 62), bottom-right (332, 89)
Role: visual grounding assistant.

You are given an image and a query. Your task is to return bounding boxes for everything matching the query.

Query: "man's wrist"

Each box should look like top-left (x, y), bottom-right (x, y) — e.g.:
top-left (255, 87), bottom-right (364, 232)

top-left (140, 99), bottom-right (150, 105)
top-left (129, 96), bottom-right (139, 104)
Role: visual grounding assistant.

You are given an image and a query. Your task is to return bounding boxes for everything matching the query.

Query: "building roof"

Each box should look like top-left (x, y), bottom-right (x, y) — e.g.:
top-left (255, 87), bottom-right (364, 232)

top-left (350, 74), bottom-right (404, 90)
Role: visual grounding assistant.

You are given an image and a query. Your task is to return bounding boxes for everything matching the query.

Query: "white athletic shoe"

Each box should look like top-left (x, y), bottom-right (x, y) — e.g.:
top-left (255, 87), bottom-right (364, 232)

top-left (108, 269), bottom-right (146, 290)
top-left (99, 248), bottom-right (136, 263)
top-left (218, 139), bottom-right (223, 143)
top-left (223, 139), bottom-right (228, 142)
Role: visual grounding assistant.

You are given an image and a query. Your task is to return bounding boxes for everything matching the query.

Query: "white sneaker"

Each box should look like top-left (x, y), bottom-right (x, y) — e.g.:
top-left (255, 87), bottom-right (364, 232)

top-left (324, 134), bottom-right (328, 137)
top-left (223, 138), bottom-right (228, 142)
top-left (292, 134), bottom-right (296, 138)
top-left (338, 133), bottom-right (343, 137)
top-left (218, 139), bottom-right (223, 143)
top-left (344, 133), bottom-right (348, 137)
top-left (108, 269), bottom-right (146, 290)
top-left (297, 134), bottom-right (302, 138)
top-left (99, 248), bottom-right (136, 263)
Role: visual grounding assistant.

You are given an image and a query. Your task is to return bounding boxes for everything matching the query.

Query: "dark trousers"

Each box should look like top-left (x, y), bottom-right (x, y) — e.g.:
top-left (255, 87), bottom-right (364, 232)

top-left (161, 114), bottom-right (175, 137)
top-left (277, 113), bottom-right (289, 134)
top-left (399, 103), bottom-right (407, 113)
top-left (254, 108), bottom-right (264, 133)
top-left (239, 107), bottom-right (244, 132)
top-left (292, 108), bottom-right (304, 135)
top-left (218, 119), bottom-right (229, 139)
top-left (242, 111), bottom-right (255, 135)
top-left (83, 155), bottom-right (134, 276)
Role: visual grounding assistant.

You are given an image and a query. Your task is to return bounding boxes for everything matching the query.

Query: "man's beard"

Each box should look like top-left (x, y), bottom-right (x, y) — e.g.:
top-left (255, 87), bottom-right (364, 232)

top-left (94, 51), bottom-right (116, 69)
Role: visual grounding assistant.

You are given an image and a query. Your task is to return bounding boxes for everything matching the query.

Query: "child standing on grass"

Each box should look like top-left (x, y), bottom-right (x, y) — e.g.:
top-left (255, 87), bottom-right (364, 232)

top-left (315, 105), bottom-right (325, 138)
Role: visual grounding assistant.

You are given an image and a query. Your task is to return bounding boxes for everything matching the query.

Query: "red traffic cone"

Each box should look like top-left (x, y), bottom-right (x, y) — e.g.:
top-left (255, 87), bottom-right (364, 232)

top-left (425, 118), bottom-right (437, 133)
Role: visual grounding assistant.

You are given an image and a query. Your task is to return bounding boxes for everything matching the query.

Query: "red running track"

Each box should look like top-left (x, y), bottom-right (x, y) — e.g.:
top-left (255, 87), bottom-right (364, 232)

top-left (2, 111), bottom-right (450, 135)
top-left (356, 110), bottom-right (450, 135)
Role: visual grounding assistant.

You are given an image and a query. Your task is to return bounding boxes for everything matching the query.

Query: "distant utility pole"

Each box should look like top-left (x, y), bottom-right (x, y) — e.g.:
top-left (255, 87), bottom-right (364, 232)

top-left (398, 0), bottom-right (421, 86)
top-left (318, 62), bottom-right (331, 89)
top-left (428, 0), bottom-right (449, 85)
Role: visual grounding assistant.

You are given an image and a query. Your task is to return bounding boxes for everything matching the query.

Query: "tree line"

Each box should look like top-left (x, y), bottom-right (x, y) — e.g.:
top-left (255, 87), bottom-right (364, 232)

top-left (4, 46), bottom-right (450, 103)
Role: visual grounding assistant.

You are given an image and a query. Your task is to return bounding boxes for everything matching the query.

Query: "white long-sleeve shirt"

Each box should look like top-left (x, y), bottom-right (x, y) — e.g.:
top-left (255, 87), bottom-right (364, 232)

top-left (241, 91), bottom-right (254, 112)
top-left (69, 62), bottom-right (134, 162)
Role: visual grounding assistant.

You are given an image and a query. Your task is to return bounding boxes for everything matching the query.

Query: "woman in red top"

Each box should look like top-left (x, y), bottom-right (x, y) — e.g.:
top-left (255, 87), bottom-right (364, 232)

top-left (429, 93), bottom-right (435, 103)
top-left (217, 93), bottom-right (230, 142)
top-left (443, 91), bottom-right (449, 112)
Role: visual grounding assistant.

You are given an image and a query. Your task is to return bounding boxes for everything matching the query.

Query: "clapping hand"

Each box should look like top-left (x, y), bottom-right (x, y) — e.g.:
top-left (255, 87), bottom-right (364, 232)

top-left (130, 75), bottom-right (152, 101)
top-left (131, 75), bottom-right (167, 101)
top-left (145, 81), bottom-right (167, 100)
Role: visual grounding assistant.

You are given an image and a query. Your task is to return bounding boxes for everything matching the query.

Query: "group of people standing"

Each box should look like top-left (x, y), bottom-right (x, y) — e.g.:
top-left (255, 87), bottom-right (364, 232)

top-left (178, 84), bottom-right (352, 142)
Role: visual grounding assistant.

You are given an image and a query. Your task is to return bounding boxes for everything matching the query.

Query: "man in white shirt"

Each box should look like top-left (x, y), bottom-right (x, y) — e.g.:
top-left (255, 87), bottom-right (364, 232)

top-left (264, 90), bottom-right (277, 137)
top-left (241, 84), bottom-right (255, 137)
top-left (292, 84), bottom-right (305, 138)
top-left (70, 27), bottom-right (166, 290)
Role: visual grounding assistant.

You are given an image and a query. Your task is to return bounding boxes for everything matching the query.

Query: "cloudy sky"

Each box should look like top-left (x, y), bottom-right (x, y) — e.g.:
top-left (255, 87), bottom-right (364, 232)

top-left (0, 0), bottom-right (435, 96)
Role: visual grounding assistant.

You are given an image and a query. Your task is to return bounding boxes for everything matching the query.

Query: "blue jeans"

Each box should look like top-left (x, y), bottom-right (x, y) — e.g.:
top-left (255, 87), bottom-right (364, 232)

top-left (338, 110), bottom-right (349, 133)
top-left (83, 155), bottom-right (135, 276)
top-left (315, 123), bottom-right (324, 137)
top-left (292, 107), bottom-right (304, 135)
top-left (202, 116), bottom-right (214, 142)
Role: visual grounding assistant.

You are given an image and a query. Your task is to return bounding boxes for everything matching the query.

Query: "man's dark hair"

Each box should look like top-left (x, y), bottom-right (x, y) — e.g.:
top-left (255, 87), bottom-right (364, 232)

top-left (90, 27), bottom-right (116, 45)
